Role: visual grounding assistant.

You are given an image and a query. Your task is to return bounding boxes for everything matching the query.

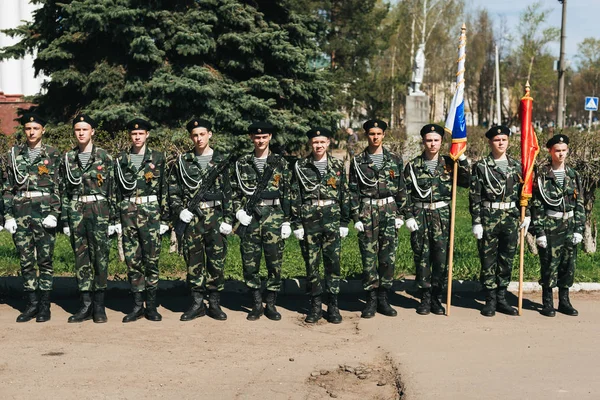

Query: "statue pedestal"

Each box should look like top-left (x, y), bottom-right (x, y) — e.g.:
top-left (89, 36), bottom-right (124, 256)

top-left (405, 94), bottom-right (430, 155)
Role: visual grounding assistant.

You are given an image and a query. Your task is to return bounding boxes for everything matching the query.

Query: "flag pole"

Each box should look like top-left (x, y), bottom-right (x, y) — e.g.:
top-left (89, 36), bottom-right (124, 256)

top-left (518, 206), bottom-right (525, 315)
top-left (446, 162), bottom-right (458, 316)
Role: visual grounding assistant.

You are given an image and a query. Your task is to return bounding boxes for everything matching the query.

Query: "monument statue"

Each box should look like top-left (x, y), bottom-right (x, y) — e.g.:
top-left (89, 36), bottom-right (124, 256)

top-left (410, 43), bottom-right (425, 95)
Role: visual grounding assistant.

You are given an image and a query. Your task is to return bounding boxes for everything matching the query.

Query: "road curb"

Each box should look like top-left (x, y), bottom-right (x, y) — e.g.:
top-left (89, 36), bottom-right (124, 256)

top-left (2, 276), bottom-right (600, 298)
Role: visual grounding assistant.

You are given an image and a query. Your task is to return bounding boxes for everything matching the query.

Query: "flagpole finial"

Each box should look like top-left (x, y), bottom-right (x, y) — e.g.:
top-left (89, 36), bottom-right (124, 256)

top-left (522, 80), bottom-right (532, 100)
top-left (461, 23), bottom-right (466, 32)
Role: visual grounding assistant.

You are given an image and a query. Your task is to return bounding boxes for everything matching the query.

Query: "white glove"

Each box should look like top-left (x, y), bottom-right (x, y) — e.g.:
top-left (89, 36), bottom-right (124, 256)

top-left (458, 153), bottom-right (467, 161)
top-left (293, 228), bottom-right (304, 240)
top-left (406, 218), bottom-right (419, 232)
top-left (235, 209), bottom-right (252, 226)
top-left (113, 223), bottom-right (122, 235)
top-left (395, 218), bottom-right (404, 229)
top-left (536, 236), bottom-right (548, 249)
top-left (159, 224), bottom-right (169, 235)
top-left (573, 233), bottom-right (583, 245)
top-left (108, 225), bottom-right (117, 236)
top-left (519, 216), bottom-right (531, 232)
top-left (354, 221), bottom-right (364, 232)
top-left (63, 226), bottom-right (71, 236)
top-left (219, 222), bottom-right (233, 235)
top-left (340, 227), bottom-right (349, 238)
top-left (472, 224), bottom-right (483, 240)
top-left (42, 215), bottom-right (58, 229)
top-left (281, 222), bottom-right (291, 239)
top-left (179, 209), bottom-right (194, 224)
top-left (4, 218), bottom-right (17, 234)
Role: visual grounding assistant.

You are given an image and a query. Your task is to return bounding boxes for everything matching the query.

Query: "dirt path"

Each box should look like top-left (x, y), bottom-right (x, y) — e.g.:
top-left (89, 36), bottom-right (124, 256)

top-left (0, 291), bottom-right (598, 399)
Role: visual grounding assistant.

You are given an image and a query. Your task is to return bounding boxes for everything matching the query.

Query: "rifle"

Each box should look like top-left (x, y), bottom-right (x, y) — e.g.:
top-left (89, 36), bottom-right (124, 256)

top-left (174, 152), bottom-right (235, 237)
top-left (236, 153), bottom-right (281, 238)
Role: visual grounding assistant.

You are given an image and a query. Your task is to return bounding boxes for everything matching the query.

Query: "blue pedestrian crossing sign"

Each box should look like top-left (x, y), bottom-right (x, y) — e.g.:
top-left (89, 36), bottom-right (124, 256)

top-left (585, 97), bottom-right (599, 111)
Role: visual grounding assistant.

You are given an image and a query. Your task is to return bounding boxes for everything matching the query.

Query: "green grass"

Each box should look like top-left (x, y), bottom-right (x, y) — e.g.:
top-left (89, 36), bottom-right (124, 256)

top-left (1, 188), bottom-right (599, 283)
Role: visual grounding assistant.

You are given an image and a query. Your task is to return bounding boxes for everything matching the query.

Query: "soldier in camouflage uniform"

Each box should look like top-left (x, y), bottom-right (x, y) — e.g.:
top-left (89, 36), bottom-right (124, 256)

top-left (2, 114), bottom-right (61, 323)
top-left (232, 121), bottom-right (292, 321)
top-left (291, 127), bottom-right (350, 324)
top-left (168, 118), bottom-right (233, 321)
top-left (116, 118), bottom-right (170, 323)
top-left (403, 124), bottom-right (469, 316)
top-left (469, 126), bottom-right (530, 317)
top-left (60, 114), bottom-right (118, 323)
top-left (532, 134), bottom-right (584, 317)
top-left (348, 119), bottom-right (406, 319)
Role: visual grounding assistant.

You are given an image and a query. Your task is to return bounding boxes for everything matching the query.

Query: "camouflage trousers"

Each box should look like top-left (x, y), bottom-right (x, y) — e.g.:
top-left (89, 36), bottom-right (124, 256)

top-left (300, 230), bottom-right (341, 296)
top-left (181, 206), bottom-right (226, 293)
top-left (13, 197), bottom-right (56, 291)
top-left (411, 206), bottom-right (450, 289)
top-left (120, 201), bottom-right (162, 292)
top-left (357, 203), bottom-right (397, 291)
top-left (239, 205), bottom-right (284, 292)
top-left (477, 208), bottom-right (519, 290)
top-left (538, 217), bottom-right (577, 288)
top-left (66, 200), bottom-right (110, 291)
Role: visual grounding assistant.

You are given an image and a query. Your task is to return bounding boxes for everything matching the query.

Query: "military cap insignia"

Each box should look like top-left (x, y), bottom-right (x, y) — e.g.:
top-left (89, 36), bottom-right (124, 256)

top-left (316, 130), bottom-right (321, 135)
top-left (258, 128), bottom-right (262, 134)
top-left (134, 123), bottom-right (139, 129)
top-left (144, 171), bottom-right (154, 183)
top-left (559, 137), bottom-right (564, 142)
top-left (497, 128), bottom-right (501, 133)
top-left (374, 122), bottom-right (378, 127)
top-left (38, 165), bottom-right (49, 175)
top-left (194, 121), bottom-right (198, 126)
top-left (97, 173), bottom-right (104, 186)
top-left (30, 117), bottom-right (34, 122)
top-left (273, 174), bottom-right (281, 187)
top-left (431, 126), bottom-right (435, 131)
top-left (80, 117), bottom-right (84, 121)
top-left (327, 176), bottom-right (337, 189)
top-left (390, 169), bottom-right (395, 178)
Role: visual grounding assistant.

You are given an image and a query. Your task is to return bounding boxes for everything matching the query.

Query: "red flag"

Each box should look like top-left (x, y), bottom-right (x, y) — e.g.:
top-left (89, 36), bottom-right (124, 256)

top-left (520, 81), bottom-right (539, 207)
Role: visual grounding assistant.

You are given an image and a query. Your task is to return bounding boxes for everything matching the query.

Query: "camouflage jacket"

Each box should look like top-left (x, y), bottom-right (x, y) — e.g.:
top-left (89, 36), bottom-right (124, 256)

top-left (403, 153), bottom-right (469, 220)
top-left (230, 151), bottom-right (291, 220)
top-left (59, 145), bottom-right (117, 224)
top-left (348, 147), bottom-right (406, 222)
top-left (290, 154), bottom-right (351, 230)
top-left (531, 163), bottom-right (585, 237)
top-left (115, 147), bottom-right (169, 222)
top-left (167, 150), bottom-right (233, 225)
top-left (2, 143), bottom-right (62, 220)
top-left (469, 154), bottom-right (527, 225)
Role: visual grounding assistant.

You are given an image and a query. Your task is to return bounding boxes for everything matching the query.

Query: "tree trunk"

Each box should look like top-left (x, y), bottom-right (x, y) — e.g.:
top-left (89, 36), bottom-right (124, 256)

top-left (584, 218), bottom-right (597, 253)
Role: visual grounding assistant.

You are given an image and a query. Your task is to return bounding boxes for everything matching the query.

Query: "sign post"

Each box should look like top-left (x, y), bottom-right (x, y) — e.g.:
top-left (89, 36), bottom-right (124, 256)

top-left (585, 96), bottom-right (598, 132)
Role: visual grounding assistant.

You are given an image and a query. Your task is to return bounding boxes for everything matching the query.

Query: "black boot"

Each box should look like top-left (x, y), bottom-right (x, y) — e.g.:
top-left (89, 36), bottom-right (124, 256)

top-left (540, 286), bottom-right (556, 317)
top-left (247, 289), bottom-right (263, 321)
top-left (377, 287), bottom-right (397, 317)
top-left (496, 287), bottom-right (517, 316)
top-left (430, 287), bottom-right (446, 315)
top-left (36, 291), bottom-right (51, 323)
top-left (145, 288), bottom-right (162, 321)
top-left (361, 290), bottom-right (377, 318)
top-left (16, 291), bottom-right (39, 322)
top-left (481, 289), bottom-right (497, 317)
top-left (416, 288), bottom-right (431, 315)
top-left (558, 288), bottom-right (578, 316)
top-left (207, 291), bottom-right (227, 321)
top-left (327, 294), bottom-right (342, 324)
top-left (68, 292), bottom-right (93, 323)
top-left (304, 295), bottom-right (323, 323)
top-left (122, 292), bottom-right (145, 323)
top-left (264, 291), bottom-right (282, 321)
top-left (93, 291), bottom-right (107, 323)
top-left (180, 291), bottom-right (206, 321)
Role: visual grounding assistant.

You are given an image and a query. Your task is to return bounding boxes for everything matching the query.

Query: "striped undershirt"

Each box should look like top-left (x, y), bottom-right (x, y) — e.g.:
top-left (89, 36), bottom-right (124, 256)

top-left (495, 159), bottom-right (508, 173)
top-left (78, 152), bottom-right (91, 168)
top-left (424, 159), bottom-right (438, 174)
top-left (553, 169), bottom-right (565, 186)
top-left (313, 159), bottom-right (327, 176)
top-left (369, 153), bottom-right (384, 169)
top-left (196, 154), bottom-right (213, 169)
top-left (130, 153), bottom-right (144, 169)
top-left (28, 147), bottom-right (41, 162)
top-left (253, 156), bottom-right (267, 173)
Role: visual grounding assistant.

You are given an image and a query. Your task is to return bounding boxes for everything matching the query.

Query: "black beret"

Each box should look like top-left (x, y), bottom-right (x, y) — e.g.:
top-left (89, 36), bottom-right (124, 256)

top-left (21, 113), bottom-right (46, 127)
top-left (420, 124), bottom-right (445, 137)
top-left (186, 118), bottom-right (212, 133)
top-left (248, 121), bottom-right (275, 135)
top-left (546, 134), bottom-right (569, 149)
top-left (73, 114), bottom-right (96, 129)
top-left (126, 118), bottom-right (151, 131)
top-left (363, 119), bottom-right (387, 132)
top-left (485, 125), bottom-right (511, 139)
top-left (306, 127), bottom-right (332, 139)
